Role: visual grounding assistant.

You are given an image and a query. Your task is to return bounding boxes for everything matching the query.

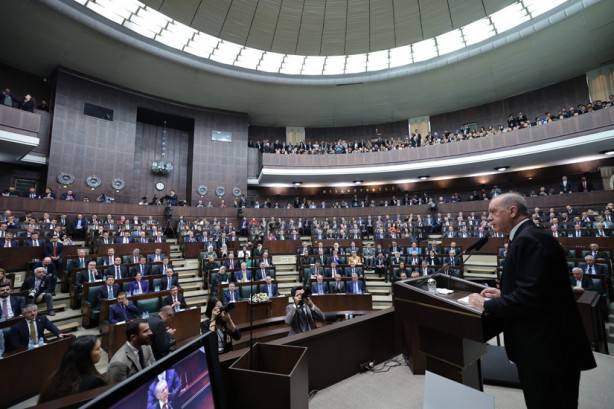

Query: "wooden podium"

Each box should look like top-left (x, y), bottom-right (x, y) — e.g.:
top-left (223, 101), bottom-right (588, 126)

top-left (393, 274), bottom-right (500, 391)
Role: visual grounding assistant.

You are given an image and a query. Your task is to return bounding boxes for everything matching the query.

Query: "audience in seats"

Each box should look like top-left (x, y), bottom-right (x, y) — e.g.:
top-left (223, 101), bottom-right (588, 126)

top-left (570, 268), bottom-right (594, 292)
top-left (21, 267), bottom-right (56, 315)
top-left (6, 304), bottom-right (64, 351)
top-left (107, 319), bottom-right (155, 383)
top-left (38, 335), bottom-right (106, 403)
top-left (250, 96), bottom-right (614, 155)
top-left (109, 292), bottom-right (140, 324)
top-left (164, 286), bottom-right (187, 311)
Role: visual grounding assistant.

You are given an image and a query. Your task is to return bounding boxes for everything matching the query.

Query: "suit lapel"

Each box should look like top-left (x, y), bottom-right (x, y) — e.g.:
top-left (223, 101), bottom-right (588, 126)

top-left (125, 344), bottom-right (141, 370)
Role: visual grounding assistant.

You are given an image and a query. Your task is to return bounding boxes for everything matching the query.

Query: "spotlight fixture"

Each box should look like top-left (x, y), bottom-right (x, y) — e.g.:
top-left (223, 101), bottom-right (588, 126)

top-left (418, 175), bottom-right (429, 181)
top-left (353, 180), bottom-right (363, 185)
top-left (292, 181), bottom-right (302, 187)
top-left (495, 166), bottom-right (509, 172)
top-left (602, 150), bottom-right (614, 155)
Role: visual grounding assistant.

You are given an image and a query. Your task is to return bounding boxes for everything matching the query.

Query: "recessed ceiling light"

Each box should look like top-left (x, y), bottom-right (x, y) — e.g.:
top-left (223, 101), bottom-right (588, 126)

top-left (292, 181), bottom-right (302, 186)
top-left (495, 166), bottom-right (509, 172)
top-left (418, 175), bottom-right (429, 180)
top-left (603, 150), bottom-right (614, 155)
top-left (353, 180), bottom-right (363, 185)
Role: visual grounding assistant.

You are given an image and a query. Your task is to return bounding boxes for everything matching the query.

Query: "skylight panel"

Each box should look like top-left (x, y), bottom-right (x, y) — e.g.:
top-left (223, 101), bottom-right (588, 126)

top-left (412, 38), bottom-right (438, 62)
top-left (461, 17), bottom-right (495, 46)
top-left (190, 32), bottom-right (220, 50)
top-left (302, 56), bottom-right (326, 75)
top-left (345, 53), bottom-right (367, 74)
top-left (389, 45), bottom-right (412, 67)
top-left (94, 0), bottom-right (140, 19)
top-left (490, 2), bottom-right (530, 33)
top-left (133, 6), bottom-right (170, 31)
top-left (123, 19), bottom-right (157, 39)
top-left (258, 52), bottom-right (285, 73)
top-left (157, 22), bottom-right (195, 49)
top-left (523, 0), bottom-right (567, 18)
top-left (323, 56), bottom-right (346, 75)
top-left (280, 55), bottom-right (305, 75)
top-left (367, 50), bottom-right (389, 72)
top-left (210, 41), bottom-right (242, 65)
top-left (436, 29), bottom-right (465, 55)
top-left (235, 47), bottom-right (264, 70)
top-left (86, 1), bottom-right (127, 25)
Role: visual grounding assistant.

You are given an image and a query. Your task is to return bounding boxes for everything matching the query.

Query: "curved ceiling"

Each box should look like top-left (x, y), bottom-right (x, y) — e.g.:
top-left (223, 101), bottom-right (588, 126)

top-left (140, 0), bottom-right (517, 55)
top-left (1, 0), bottom-right (613, 127)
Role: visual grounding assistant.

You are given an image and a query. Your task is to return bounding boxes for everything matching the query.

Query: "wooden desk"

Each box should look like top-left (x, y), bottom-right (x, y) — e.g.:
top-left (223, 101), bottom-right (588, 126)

top-left (0, 335), bottom-right (75, 408)
top-left (183, 242), bottom-right (204, 258)
top-left (308, 293), bottom-right (373, 312)
top-left (99, 289), bottom-right (174, 323)
top-left (103, 307), bottom-right (201, 359)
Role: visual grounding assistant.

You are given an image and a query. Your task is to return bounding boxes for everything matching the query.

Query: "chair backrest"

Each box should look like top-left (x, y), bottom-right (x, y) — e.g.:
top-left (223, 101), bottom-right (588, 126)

top-left (88, 285), bottom-right (101, 307)
top-left (591, 278), bottom-right (604, 295)
top-left (566, 249), bottom-right (577, 258)
top-left (137, 297), bottom-right (161, 313)
top-left (240, 285), bottom-right (255, 299)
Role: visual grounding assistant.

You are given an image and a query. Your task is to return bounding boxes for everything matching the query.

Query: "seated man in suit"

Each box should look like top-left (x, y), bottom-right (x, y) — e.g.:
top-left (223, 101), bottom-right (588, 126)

top-left (406, 241), bottom-right (422, 257)
top-left (76, 261), bottom-right (102, 287)
top-left (445, 242), bottom-right (461, 256)
top-left (0, 280), bottom-right (24, 320)
top-left (330, 273), bottom-right (345, 293)
top-left (259, 276), bottom-right (279, 298)
top-left (116, 230), bottom-right (133, 244)
top-left (0, 231), bottom-right (18, 248)
top-left (107, 319), bottom-right (155, 383)
top-left (157, 257), bottom-right (173, 275)
top-left (344, 261), bottom-right (363, 277)
top-left (498, 242), bottom-right (509, 258)
top-left (148, 305), bottom-right (176, 360)
top-left (254, 262), bottom-right (270, 281)
top-left (587, 243), bottom-right (607, 259)
top-left (136, 231), bottom-right (150, 244)
top-left (68, 248), bottom-right (90, 271)
top-left (233, 264), bottom-right (251, 283)
top-left (106, 256), bottom-right (127, 280)
top-left (224, 253), bottom-right (239, 272)
top-left (129, 272), bottom-right (149, 296)
top-left (98, 248), bottom-right (116, 267)
top-left (346, 272), bottom-right (367, 294)
top-left (223, 282), bottom-right (240, 304)
top-left (445, 249), bottom-right (463, 277)
top-left (130, 256), bottom-right (152, 277)
top-left (147, 248), bottom-right (166, 263)
top-left (152, 231), bottom-right (165, 244)
top-left (570, 267), bottom-right (593, 292)
top-left (164, 286), bottom-right (187, 311)
top-left (325, 261), bottom-right (342, 280)
top-left (160, 268), bottom-right (179, 291)
top-left (568, 224), bottom-right (585, 238)
top-left (24, 231), bottom-right (44, 247)
top-left (593, 222), bottom-right (609, 238)
top-left (311, 274), bottom-right (328, 295)
top-left (127, 248), bottom-right (141, 265)
top-left (35, 257), bottom-right (57, 296)
top-left (582, 255), bottom-right (606, 276)
top-left (362, 243), bottom-right (375, 267)
top-left (71, 213), bottom-right (88, 239)
top-left (412, 260), bottom-right (435, 278)
top-left (97, 231), bottom-right (113, 245)
top-left (389, 241), bottom-right (402, 255)
top-left (99, 275), bottom-right (120, 301)
top-left (109, 292), bottom-right (141, 324)
top-left (21, 267), bottom-right (55, 315)
top-left (406, 253), bottom-right (422, 268)
top-left (7, 303), bottom-right (65, 351)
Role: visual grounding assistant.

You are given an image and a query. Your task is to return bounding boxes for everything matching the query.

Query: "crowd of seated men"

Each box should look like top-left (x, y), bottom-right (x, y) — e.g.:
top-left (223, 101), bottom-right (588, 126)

top-left (177, 216), bottom-right (239, 245)
top-left (249, 96), bottom-right (614, 155)
top-left (244, 177), bottom-right (599, 210)
top-left (297, 240), bottom-right (465, 284)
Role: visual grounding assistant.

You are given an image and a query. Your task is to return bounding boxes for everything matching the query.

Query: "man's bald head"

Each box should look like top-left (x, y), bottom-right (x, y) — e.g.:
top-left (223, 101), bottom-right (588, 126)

top-left (488, 192), bottom-right (530, 234)
top-left (493, 193), bottom-right (529, 216)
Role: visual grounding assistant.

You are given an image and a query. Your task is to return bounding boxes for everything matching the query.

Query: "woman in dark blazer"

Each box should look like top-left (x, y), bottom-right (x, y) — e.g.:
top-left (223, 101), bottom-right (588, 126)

top-left (200, 297), bottom-right (240, 354)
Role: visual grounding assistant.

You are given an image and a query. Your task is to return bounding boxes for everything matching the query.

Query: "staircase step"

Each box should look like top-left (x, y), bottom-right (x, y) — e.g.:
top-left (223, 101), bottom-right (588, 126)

top-left (48, 308), bottom-right (83, 326)
top-left (373, 304), bottom-right (391, 310)
top-left (273, 255), bottom-right (296, 264)
top-left (366, 287), bottom-right (391, 295)
top-left (372, 294), bottom-right (392, 302)
top-left (184, 289), bottom-right (208, 298)
top-left (187, 296), bottom-right (208, 307)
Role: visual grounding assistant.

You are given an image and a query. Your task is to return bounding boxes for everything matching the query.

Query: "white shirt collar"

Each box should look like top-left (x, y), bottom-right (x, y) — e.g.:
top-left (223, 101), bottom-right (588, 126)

top-left (509, 218), bottom-right (530, 241)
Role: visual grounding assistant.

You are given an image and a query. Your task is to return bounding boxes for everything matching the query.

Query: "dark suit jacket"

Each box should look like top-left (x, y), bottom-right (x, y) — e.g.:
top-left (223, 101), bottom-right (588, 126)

top-left (330, 281), bottom-right (346, 293)
top-left (160, 276), bottom-right (179, 291)
top-left (1, 295), bottom-right (24, 319)
top-left (116, 237), bottom-right (133, 244)
top-left (483, 221), bottom-right (596, 373)
top-left (71, 219), bottom-right (88, 232)
top-left (43, 242), bottom-right (63, 258)
top-left (569, 276), bottom-right (593, 290)
top-left (223, 289), bottom-right (240, 304)
top-left (345, 280), bottom-right (366, 294)
top-left (7, 315), bottom-right (61, 351)
top-left (148, 313), bottom-right (175, 359)
top-left (130, 264), bottom-right (152, 277)
top-left (109, 302), bottom-right (140, 324)
top-left (98, 284), bottom-right (121, 301)
top-left (163, 294), bottom-right (188, 309)
top-left (105, 265), bottom-right (127, 279)
top-left (24, 238), bottom-right (45, 247)
top-left (76, 269), bottom-right (102, 286)
top-left (0, 239), bottom-right (18, 248)
top-left (581, 263), bottom-right (607, 276)
top-left (21, 276), bottom-right (52, 297)
top-left (310, 281), bottom-right (328, 295)
top-left (259, 283), bottom-right (279, 297)
top-left (34, 262), bottom-right (57, 278)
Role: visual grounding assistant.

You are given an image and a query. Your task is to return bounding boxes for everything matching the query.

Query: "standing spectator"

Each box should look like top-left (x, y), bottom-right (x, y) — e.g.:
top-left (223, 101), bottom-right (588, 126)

top-left (2, 88), bottom-right (16, 107)
top-left (38, 335), bottom-right (107, 403)
top-left (201, 298), bottom-right (240, 354)
top-left (107, 319), bottom-right (155, 383)
top-left (147, 305), bottom-right (176, 360)
top-left (21, 94), bottom-right (35, 112)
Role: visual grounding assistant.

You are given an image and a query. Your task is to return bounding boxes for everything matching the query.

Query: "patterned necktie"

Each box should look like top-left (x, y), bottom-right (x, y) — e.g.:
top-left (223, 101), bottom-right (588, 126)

top-left (29, 320), bottom-right (37, 343)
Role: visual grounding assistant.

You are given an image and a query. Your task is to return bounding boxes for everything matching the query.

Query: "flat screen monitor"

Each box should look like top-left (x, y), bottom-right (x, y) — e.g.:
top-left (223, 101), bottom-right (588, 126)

top-left (82, 332), bottom-right (225, 409)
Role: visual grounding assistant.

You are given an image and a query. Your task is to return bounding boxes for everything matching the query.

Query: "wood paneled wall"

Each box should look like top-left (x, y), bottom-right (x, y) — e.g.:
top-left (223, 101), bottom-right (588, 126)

top-left (46, 69), bottom-right (248, 204)
top-left (431, 76), bottom-right (590, 132)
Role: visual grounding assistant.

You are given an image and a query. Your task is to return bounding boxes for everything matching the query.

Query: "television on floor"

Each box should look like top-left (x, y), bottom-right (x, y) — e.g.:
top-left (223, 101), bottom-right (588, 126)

top-left (82, 332), bottom-right (225, 409)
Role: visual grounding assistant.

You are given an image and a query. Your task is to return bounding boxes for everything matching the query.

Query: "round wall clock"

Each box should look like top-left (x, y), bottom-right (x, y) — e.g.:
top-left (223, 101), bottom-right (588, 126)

top-left (155, 182), bottom-right (165, 191)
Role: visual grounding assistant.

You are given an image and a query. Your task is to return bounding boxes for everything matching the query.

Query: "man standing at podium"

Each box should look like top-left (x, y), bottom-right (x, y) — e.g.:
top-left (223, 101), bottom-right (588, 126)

top-left (468, 193), bottom-right (595, 409)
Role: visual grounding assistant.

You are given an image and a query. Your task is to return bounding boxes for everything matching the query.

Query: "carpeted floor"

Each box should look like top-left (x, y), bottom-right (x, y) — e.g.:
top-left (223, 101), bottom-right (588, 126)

top-left (309, 352), bottom-right (614, 409)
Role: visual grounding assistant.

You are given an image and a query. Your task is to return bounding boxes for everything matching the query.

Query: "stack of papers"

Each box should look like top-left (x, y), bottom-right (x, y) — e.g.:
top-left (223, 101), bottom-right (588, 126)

top-left (436, 288), bottom-right (454, 295)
